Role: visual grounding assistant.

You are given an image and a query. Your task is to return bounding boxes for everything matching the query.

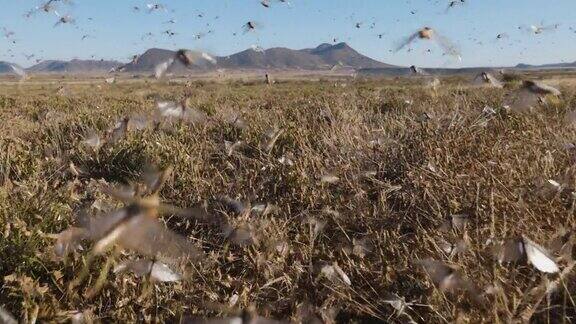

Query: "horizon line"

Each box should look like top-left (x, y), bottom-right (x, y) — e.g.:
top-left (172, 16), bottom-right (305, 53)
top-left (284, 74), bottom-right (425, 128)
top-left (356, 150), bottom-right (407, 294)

top-left (2, 41), bottom-right (574, 70)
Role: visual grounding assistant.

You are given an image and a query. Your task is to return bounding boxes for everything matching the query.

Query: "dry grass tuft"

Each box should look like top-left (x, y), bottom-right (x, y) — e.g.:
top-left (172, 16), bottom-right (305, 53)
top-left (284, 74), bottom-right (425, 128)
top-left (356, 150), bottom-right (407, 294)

top-left (1, 77), bottom-right (576, 322)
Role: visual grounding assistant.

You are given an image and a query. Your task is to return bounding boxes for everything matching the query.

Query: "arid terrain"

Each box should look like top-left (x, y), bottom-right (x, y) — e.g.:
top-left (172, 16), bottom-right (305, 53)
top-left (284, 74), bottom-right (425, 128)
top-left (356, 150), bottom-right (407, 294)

top-left (1, 73), bottom-right (576, 323)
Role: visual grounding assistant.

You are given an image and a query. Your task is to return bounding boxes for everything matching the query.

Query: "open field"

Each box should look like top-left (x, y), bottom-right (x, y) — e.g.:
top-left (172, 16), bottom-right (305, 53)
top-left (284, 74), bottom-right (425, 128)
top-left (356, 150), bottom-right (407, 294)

top-left (1, 76), bottom-right (576, 323)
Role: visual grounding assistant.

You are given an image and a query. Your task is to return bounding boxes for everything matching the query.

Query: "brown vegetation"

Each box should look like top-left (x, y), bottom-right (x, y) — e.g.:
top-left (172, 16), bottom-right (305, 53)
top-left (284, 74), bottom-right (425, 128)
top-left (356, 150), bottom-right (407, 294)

top-left (0, 77), bottom-right (575, 322)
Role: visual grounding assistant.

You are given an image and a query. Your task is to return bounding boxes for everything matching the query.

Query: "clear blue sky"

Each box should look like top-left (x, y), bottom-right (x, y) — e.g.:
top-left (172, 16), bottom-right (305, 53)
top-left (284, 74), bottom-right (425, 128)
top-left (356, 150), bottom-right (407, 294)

top-left (1, 0), bottom-right (575, 68)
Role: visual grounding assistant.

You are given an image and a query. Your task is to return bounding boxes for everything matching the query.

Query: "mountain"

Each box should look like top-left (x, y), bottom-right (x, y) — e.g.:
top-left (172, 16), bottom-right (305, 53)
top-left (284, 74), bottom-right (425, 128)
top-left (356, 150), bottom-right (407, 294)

top-left (121, 43), bottom-right (396, 72)
top-left (515, 61), bottom-right (576, 69)
top-left (7, 43), bottom-right (395, 75)
top-left (0, 61), bottom-right (22, 74)
top-left (358, 66), bottom-right (502, 77)
top-left (360, 60), bottom-right (576, 77)
top-left (7, 46), bottom-right (575, 75)
top-left (217, 47), bottom-right (325, 69)
top-left (27, 59), bottom-right (122, 73)
top-left (306, 42), bottom-right (394, 68)
top-left (218, 43), bottom-right (395, 70)
top-left (120, 48), bottom-right (178, 72)
top-left (118, 48), bottom-right (213, 74)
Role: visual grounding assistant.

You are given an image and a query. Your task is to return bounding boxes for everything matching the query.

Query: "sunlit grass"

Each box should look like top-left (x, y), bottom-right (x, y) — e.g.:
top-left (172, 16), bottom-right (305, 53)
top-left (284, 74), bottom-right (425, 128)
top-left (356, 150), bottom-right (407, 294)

top-left (0, 76), bottom-right (575, 322)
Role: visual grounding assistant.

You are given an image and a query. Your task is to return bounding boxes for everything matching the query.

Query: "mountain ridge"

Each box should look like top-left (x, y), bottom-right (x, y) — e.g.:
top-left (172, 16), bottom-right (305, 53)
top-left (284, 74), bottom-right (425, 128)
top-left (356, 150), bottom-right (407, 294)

top-left (120, 42), bottom-right (396, 72)
top-left (15, 43), bottom-right (396, 74)
top-left (1, 43), bottom-right (574, 74)
top-left (0, 61), bottom-right (23, 74)
top-left (26, 59), bottom-right (122, 73)
top-left (515, 61), bottom-right (576, 69)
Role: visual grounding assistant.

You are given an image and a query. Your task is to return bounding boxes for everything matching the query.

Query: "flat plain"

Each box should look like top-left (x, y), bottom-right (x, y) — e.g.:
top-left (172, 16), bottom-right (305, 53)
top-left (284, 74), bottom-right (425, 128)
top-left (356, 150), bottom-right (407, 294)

top-left (1, 73), bottom-right (576, 323)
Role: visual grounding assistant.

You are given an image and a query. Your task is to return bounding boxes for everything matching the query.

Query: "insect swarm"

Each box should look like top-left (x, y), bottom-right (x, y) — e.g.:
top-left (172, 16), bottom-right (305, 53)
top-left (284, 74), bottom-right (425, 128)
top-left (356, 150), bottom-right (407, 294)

top-left (1, 74), bottom-right (576, 323)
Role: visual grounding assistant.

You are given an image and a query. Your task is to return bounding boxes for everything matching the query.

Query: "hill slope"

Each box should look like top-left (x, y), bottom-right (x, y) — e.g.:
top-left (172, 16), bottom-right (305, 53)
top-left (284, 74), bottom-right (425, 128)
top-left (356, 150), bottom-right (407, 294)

top-left (27, 59), bottom-right (121, 73)
top-left (218, 42), bottom-right (395, 70)
top-left (119, 48), bottom-right (217, 73)
top-left (0, 61), bottom-right (23, 74)
top-left (516, 61), bottom-right (576, 69)
top-left (306, 42), bottom-right (395, 68)
top-left (123, 43), bottom-right (397, 72)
